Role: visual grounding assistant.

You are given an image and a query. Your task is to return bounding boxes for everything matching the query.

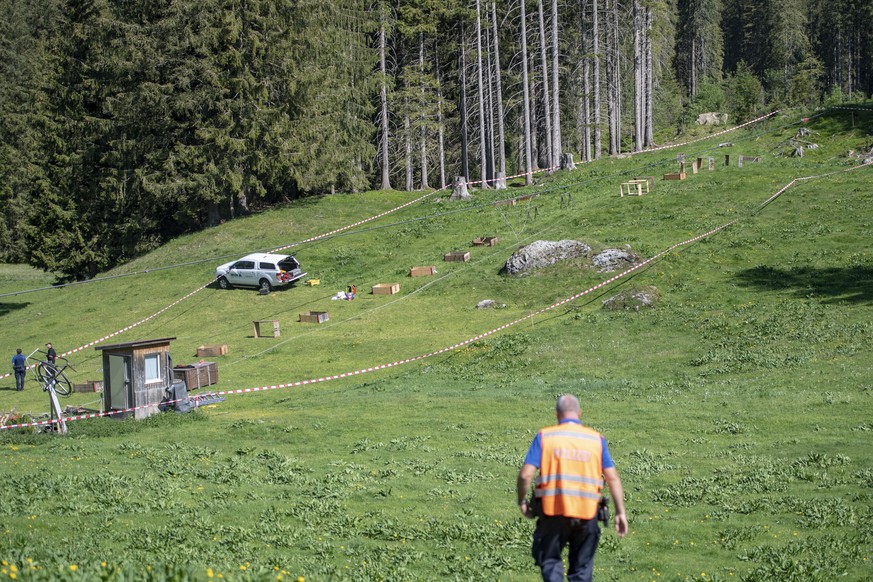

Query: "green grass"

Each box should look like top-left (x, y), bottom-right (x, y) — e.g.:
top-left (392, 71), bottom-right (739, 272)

top-left (1, 108), bottom-right (872, 581)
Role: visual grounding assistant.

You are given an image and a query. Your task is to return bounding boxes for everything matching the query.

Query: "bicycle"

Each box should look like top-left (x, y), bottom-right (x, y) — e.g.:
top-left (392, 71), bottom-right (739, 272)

top-left (29, 351), bottom-right (74, 397)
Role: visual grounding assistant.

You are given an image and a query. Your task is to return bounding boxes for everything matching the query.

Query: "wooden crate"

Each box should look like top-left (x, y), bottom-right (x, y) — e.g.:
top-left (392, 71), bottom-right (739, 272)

top-left (299, 311), bottom-right (329, 324)
top-left (444, 251), bottom-right (471, 262)
top-left (73, 380), bottom-right (103, 393)
top-left (472, 236), bottom-right (499, 247)
top-left (173, 362), bottom-right (218, 390)
top-left (409, 266), bottom-right (437, 277)
top-left (663, 172), bottom-right (687, 180)
top-left (196, 344), bottom-right (228, 357)
top-left (372, 283), bottom-right (400, 295)
top-left (253, 319), bottom-right (280, 338)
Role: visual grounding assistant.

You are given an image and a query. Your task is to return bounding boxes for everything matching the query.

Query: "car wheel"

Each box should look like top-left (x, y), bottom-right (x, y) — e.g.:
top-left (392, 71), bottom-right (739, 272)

top-left (218, 277), bottom-right (231, 290)
top-left (259, 279), bottom-right (272, 292)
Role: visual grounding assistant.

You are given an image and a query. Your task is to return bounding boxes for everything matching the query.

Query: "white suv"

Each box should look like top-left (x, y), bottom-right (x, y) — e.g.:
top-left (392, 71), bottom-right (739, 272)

top-left (215, 253), bottom-right (306, 292)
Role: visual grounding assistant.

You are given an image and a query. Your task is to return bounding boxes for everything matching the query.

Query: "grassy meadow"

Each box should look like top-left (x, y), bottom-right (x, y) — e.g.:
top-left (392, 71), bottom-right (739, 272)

top-left (1, 108), bottom-right (872, 581)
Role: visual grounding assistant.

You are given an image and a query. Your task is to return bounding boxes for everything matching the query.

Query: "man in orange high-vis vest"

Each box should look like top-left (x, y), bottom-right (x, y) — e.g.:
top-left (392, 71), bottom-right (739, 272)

top-left (517, 394), bottom-right (628, 582)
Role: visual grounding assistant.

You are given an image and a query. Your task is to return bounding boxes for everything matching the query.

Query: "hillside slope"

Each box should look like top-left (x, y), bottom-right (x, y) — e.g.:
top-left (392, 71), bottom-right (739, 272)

top-left (1, 109), bottom-right (871, 581)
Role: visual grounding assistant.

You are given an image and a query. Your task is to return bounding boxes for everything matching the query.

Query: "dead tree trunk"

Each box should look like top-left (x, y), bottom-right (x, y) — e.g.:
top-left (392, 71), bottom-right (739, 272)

top-left (593, 0), bottom-right (602, 159)
top-left (378, 4), bottom-right (391, 190)
top-left (537, 0), bottom-right (553, 169)
top-left (520, 0), bottom-right (534, 185)
top-left (459, 22), bottom-right (470, 182)
top-left (644, 7), bottom-right (654, 148)
top-left (419, 33), bottom-right (429, 189)
top-left (492, 1), bottom-right (507, 189)
top-left (476, 0), bottom-right (490, 187)
top-left (435, 48), bottom-right (447, 188)
top-left (551, 0), bottom-right (562, 167)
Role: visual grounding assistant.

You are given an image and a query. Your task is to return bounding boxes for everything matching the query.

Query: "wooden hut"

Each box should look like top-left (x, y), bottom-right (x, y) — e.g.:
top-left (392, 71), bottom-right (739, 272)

top-left (96, 337), bottom-right (176, 420)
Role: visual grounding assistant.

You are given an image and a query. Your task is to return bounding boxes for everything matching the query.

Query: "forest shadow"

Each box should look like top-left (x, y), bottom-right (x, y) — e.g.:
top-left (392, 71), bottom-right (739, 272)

top-left (0, 302), bottom-right (30, 317)
top-left (735, 264), bottom-right (873, 304)
top-left (805, 107), bottom-right (873, 140)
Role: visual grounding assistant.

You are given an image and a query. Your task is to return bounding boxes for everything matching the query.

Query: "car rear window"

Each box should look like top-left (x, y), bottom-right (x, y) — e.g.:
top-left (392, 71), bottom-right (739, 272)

top-left (259, 262), bottom-right (277, 270)
top-left (278, 257), bottom-right (299, 271)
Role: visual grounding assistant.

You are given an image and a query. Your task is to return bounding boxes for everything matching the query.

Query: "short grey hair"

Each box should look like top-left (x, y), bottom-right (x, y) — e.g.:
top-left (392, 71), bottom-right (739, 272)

top-left (556, 394), bottom-right (581, 415)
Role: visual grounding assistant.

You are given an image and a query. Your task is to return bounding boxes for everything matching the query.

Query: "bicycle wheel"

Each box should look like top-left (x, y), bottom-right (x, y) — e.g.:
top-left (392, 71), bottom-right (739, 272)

top-left (51, 370), bottom-right (73, 397)
top-left (36, 362), bottom-right (56, 384)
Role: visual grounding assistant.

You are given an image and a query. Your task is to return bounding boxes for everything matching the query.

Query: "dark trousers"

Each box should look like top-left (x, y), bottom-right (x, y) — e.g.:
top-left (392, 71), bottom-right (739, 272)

top-left (532, 514), bottom-right (601, 582)
top-left (14, 370), bottom-right (25, 391)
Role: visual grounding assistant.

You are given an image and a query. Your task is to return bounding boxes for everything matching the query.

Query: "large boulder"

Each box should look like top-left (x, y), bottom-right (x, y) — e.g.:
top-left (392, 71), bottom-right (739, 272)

top-left (501, 240), bottom-right (591, 276)
top-left (697, 112), bottom-right (728, 126)
top-left (592, 248), bottom-right (642, 272)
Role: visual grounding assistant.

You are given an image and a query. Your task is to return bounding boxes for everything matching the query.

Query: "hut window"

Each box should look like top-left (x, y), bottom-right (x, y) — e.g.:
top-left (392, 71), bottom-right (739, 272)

top-left (145, 353), bottom-right (161, 384)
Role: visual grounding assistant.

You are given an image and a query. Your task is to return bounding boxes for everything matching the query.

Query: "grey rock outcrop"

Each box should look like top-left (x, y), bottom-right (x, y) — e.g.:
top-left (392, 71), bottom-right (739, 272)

top-left (502, 240), bottom-right (592, 276)
top-left (602, 286), bottom-right (661, 311)
top-left (592, 248), bottom-right (642, 272)
top-left (697, 112), bottom-right (728, 125)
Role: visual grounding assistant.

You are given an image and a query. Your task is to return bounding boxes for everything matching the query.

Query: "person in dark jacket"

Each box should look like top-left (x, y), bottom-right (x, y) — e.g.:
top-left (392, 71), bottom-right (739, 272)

top-left (45, 342), bottom-right (57, 364)
top-left (12, 348), bottom-right (26, 391)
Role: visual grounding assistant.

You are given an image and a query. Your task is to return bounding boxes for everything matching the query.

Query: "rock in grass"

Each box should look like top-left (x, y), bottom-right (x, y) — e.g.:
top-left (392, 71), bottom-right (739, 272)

top-left (592, 248), bottom-right (642, 272)
top-left (602, 286), bottom-right (661, 311)
top-left (501, 240), bottom-right (591, 276)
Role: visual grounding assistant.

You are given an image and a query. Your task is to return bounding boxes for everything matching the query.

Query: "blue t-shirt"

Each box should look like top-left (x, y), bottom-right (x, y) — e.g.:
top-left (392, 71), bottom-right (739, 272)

top-left (523, 418), bottom-right (614, 469)
top-left (12, 354), bottom-right (26, 370)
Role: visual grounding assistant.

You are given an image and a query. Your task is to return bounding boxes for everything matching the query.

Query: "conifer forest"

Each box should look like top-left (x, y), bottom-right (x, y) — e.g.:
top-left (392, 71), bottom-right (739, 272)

top-left (1, 0), bottom-right (871, 279)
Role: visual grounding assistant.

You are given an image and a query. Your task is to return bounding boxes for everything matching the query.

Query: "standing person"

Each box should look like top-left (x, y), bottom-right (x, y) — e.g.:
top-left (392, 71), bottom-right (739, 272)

top-left (516, 394), bottom-right (628, 582)
top-left (12, 349), bottom-right (26, 391)
top-left (45, 342), bottom-right (57, 365)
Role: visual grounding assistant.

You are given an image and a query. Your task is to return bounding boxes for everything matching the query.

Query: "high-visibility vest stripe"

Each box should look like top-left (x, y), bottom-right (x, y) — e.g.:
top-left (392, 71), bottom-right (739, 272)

top-left (536, 473), bottom-right (604, 487)
top-left (535, 488), bottom-right (602, 500)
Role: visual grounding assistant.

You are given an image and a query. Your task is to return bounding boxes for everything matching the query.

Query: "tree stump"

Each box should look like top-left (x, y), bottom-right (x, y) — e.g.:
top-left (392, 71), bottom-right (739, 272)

top-left (560, 152), bottom-right (576, 170)
top-left (451, 176), bottom-right (471, 200)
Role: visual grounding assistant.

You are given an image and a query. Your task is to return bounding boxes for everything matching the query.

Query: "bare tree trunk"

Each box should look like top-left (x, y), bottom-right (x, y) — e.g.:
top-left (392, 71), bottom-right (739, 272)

top-left (608, 0), bottom-right (622, 155)
top-left (436, 49), bottom-right (447, 188)
top-left (404, 111), bottom-right (413, 191)
top-left (460, 22), bottom-right (470, 181)
top-left (520, 0), bottom-right (534, 185)
top-left (593, 0), bottom-right (602, 159)
top-left (378, 4), bottom-right (391, 190)
top-left (476, 0), bottom-right (490, 187)
top-left (492, 1), bottom-right (507, 188)
top-left (644, 6), bottom-right (654, 148)
top-left (606, 0), bottom-right (616, 154)
top-left (580, 0), bottom-right (592, 161)
top-left (633, 0), bottom-right (642, 152)
top-left (418, 34), bottom-right (429, 189)
top-left (551, 0), bottom-right (562, 167)
top-left (537, 0), bottom-right (553, 169)
top-left (485, 25), bottom-right (496, 185)
top-left (529, 46), bottom-right (540, 169)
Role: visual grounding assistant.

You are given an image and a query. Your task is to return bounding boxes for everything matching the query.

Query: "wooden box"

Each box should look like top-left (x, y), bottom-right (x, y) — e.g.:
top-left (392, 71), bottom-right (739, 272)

top-left (253, 319), bottom-right (280, 338)
top-left (299, 311), bottom-right (329, 324)
top-left (173, 362), bottom-right (218, 390)
top-left (444, 251), bottom-right (471, 262)
top-left (73, 380), bottom-right (103, 393)
top-left (663, 172), bottom-right (687, 180)
top-left (372, 283), bottom-right (400, 295)
top-left (472, 236), bottom-right (499, 247)
top-left (409, 266), bottom-right (437, 277)
top-left (196, 344), bottom-right (228, 357)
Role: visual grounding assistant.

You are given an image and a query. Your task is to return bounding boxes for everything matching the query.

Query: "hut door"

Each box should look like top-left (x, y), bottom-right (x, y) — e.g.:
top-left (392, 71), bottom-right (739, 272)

top-left (108, 354), bottom-right (132, 410)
